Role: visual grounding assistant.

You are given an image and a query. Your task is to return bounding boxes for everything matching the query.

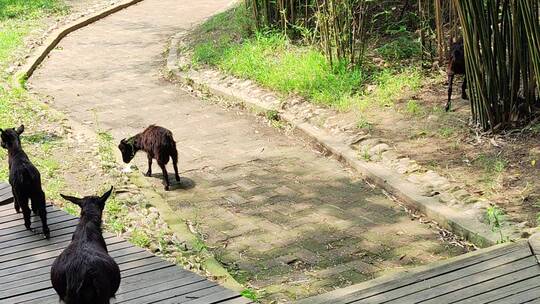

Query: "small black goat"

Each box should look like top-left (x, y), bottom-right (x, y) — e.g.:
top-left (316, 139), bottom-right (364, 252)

top-left (118, 125), bottom-right (180, 191)
top-left (51, 187), bottom-right (120, 304)
top-left (0, 125), bottom-right (49, 238)
top-left (446, 40), bottom-right (468, 112)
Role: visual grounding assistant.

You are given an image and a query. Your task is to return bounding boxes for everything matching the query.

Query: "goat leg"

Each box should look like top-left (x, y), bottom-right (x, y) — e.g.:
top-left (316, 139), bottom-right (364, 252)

top-left (13, 195), bottom-right (20, 213)
top-left (171, 152), bottom-right (180, 182)
top-left (159, 163), bottom-right (170, 191)
top-left (461, 77), bottom-right (468, 100)
top-left (446, 74), bottom-right (454, 112)
top-left (34, 190), bottom-right (49, 238)
top-left (19, 200), bottom-right (31, 230)
top-left (145, 154), bottom-right (153, 177)
top-left (38, 207), bottom-right (50, 239)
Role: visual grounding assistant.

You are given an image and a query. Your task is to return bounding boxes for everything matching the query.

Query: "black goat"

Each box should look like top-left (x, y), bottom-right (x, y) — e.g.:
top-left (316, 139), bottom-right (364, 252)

top-left (446, 40), bottom-right (468, 112)
top-left (51, 187), bottom-right (120, 304)
top-left (0, 125), bottom-right (49, 238)
top-left (118, 125), bottom-right (180, 190)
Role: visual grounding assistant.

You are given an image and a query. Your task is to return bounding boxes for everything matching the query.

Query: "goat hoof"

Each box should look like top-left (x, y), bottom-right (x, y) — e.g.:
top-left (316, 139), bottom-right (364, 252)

top-left (145, 172), bottom-right (152, 177)
top-left (164, 185), bottom-right (170, 191)
top-left (445, 105), bottom-right (451, 112)
top-left (175, 175), bottom-right (180, 182)
top-left (43, 230), bottom-right (50, 239)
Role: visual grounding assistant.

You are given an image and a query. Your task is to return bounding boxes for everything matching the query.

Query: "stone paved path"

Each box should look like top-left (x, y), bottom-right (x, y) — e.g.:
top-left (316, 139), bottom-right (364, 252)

top-left (28, 0), bottom-right (464, 302)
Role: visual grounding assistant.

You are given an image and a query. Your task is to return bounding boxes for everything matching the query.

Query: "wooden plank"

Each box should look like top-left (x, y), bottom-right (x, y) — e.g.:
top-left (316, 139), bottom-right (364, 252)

top-left (0, 233), bottom-right (73, 257)
top-left (0, 206), bottom-right (58, 224)
top-left (0, 188), bottom-right (240, 304)
top-left (456, 274), bottom-right (540, 303)
top-left (120, 261), bottom-right (175, 278)
top-left (0, 225), bottom-right (78, 249)
top-left (119, 279), bottom-right (215, 304)
top-left (348, 245), bottom-right (534, 303)
top-left (0, 251), bottom-right (171, 301)
top-left (182, 289), bottom-right (243, 304)
top-left (420, 264), bottom-right (540, 304)
top-left (0, 239), bottom-right (130, 278)
top-left (0, 218), bottom-right (78, 240)
top-left (379, 256), bottom-right (539, 303)
top-left (488, 285), bottom-right (540, 304)
top-left (307, 242), bottom-right (528, 304)
top-left (163, 285), bottom-right (229, 303)
top-left (220, 297), bottom-right (254, 304)
top-left (0, 234), bottom-right (116, 262)
top-left (16, 267), bottom-right (193, 304)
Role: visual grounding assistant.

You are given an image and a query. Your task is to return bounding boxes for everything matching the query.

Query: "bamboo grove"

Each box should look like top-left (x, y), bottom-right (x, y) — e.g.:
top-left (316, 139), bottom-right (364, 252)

top-left (243, 0), bottom-right (369, 67)
top-left (454, 0), bottom-right (540, 130)
top-left (244, 0), bottom-right (540, 131)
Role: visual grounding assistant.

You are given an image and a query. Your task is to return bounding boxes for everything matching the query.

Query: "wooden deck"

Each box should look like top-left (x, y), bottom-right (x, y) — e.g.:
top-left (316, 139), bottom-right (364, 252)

top-left (0, 183), bottom-right (250, 304)
top-left (299, 236), bottom-right (540, 304)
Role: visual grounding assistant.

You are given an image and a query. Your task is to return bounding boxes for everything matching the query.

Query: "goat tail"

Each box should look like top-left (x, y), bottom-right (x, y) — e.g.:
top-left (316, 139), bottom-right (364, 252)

top-left (64, 270), bottom-right (101, 304)
top-left (30, 189), bottom-right (45, 212)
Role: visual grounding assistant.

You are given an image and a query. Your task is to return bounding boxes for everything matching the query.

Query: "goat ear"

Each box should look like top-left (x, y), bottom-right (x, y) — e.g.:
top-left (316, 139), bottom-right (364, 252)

top-left (99, 186), bottom-right (113, 204)
top-left (120, 138), bottom-right (127, 144)
top-left (60, 194), bottom-right (83, 206)
top-left (16, 125), bottom-right (24, 135)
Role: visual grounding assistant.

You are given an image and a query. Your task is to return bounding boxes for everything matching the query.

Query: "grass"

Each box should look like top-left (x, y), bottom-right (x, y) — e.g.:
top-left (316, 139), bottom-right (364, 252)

top-left (191, 6), bottom-right (363, 109)
top-left (191, 4), bottom-right (427, 114)
top-left (358, 68), bottom-right (423, 109)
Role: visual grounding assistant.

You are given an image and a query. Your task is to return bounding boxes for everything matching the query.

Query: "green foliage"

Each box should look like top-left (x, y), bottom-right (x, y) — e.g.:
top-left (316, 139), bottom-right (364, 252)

top-left (377, 35), bottom-right (421, 61)
top-left (360, 68), bottom-right (422, 108)
top-left (356, 117), bottom-right (373, 131)
top-left (0, 0), bottom-right (66, 20)
top-left (213, 34), bottom-right (363, 107)
top-left (405, 100), bottom-right (423, 116)
top-left (265, 109), bottom-right (279, 121)
top-left (240, 288), bottom-right (260, 301)
top-left (130, 229), bottom-right (152, 247)
top-left (485, 205), bottom-right (508, 243)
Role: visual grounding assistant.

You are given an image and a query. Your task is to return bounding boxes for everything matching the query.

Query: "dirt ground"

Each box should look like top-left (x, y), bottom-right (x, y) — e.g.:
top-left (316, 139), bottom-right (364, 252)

top-left (357, 75), bottom-right (540, 229)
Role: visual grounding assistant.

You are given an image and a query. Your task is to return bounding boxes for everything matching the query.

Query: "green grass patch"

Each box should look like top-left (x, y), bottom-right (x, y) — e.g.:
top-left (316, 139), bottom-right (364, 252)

top-left (191, 5), bottom-right (363, 109)
top-left (0, 0), bottom-right (66, 20)
top-left (201, 34), bottom-right (363, 107)
top-left (129, 229), bottom-right (152, 247)
top-left (358, 68), bottom-right (422, 109)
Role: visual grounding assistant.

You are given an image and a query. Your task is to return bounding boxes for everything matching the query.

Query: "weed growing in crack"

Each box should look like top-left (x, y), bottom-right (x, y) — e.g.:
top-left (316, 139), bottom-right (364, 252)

top-left (241, 288), bottom-right (261, 301)
top-left (485, 205), bottom-right (508, 243)
top-left (361, 147), bottom-right (371, 161)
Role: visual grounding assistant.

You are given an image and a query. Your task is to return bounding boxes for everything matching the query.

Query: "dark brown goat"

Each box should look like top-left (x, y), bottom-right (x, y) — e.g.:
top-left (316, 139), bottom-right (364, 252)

top-left (0, 125), bottom-right (49, 238)
top-left (446, 40), bottom-right (468, 112)
top-left (118, 125), bottom-right (180, 190)
top-left (51, 187), bottom-right (120, 304)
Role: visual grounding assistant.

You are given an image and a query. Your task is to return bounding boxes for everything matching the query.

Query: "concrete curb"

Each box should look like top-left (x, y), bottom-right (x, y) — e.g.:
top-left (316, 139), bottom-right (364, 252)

top-left (12, 1), bottom-right (246, 293)
top-left (13, 0), bottom-right (144, 86)
top-left (167, 32), bottom-right (504, 248)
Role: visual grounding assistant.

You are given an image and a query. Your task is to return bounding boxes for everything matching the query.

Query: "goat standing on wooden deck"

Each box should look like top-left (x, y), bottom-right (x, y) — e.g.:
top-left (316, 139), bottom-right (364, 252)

top-left (118, 125), bottom-right (180, 191)
top-left (446, 40), bottom-right (468, 112)
top-left (51, 187), bottom-right (120, 304)
top-left (0, 125), bottom-right (49, 238)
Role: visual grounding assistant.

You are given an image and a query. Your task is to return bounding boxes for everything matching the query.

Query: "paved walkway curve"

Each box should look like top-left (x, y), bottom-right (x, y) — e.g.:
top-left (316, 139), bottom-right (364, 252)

top-left (28, 0), bottom-right (464, 302)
